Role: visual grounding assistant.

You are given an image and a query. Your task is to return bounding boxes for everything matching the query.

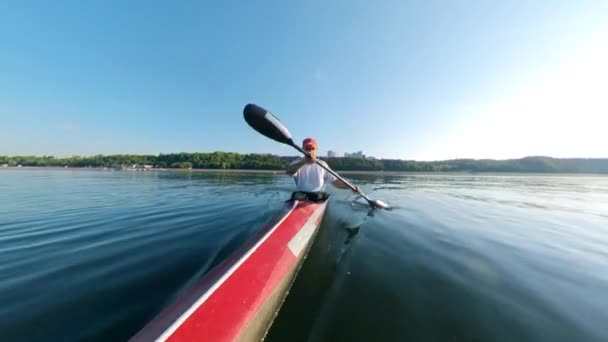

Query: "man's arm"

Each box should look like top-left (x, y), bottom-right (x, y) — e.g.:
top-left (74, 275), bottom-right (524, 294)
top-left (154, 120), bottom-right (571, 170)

top-left (286, 158), bottom-right (311, 176)
top-left (331, 179), bottom-right (349, 189)
top-left (331, 179), bottom-right (361, 193)
top-left (319, 159), bottom-right (360, 193)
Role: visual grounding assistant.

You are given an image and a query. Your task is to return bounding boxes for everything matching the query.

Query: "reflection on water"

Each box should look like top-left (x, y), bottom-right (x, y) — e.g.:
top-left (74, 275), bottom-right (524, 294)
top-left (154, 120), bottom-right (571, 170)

top-left (1, 170), bottom-right (607, 341)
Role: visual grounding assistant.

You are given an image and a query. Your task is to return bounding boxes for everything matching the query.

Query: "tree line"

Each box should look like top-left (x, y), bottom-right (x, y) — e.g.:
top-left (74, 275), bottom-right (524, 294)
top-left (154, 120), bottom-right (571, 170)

top-left (1, 153), bottom-right (607, 173)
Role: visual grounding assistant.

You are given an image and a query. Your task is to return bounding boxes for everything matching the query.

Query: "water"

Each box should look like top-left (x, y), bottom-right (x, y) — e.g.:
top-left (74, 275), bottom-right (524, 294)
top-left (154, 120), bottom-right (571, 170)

top-left (1, 170), bottom-right (607, 341)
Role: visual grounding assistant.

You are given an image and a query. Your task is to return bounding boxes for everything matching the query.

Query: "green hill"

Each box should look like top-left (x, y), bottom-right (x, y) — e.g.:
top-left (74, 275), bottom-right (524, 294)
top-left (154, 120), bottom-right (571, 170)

top-left (2, 154), bottom-right (607, 174)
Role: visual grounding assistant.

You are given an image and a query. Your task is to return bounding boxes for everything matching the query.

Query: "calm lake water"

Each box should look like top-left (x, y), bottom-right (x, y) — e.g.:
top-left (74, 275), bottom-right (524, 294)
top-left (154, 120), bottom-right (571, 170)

top-left (1, 169), bottom-right (607, 341)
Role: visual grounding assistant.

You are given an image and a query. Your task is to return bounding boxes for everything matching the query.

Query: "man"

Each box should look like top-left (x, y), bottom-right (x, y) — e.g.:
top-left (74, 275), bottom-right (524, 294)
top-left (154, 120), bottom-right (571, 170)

top-left (286, 138), bottom-right (360, 198)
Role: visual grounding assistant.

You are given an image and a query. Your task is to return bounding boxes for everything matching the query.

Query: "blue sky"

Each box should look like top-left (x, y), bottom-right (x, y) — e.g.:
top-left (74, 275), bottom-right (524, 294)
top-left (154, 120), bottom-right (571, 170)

top-left (1, 0), bottom-right (606, 160)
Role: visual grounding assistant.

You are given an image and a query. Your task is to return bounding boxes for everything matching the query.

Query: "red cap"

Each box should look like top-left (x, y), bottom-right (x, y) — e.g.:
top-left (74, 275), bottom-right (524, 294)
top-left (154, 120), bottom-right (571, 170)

top-left (303, 137), bottom-right (317, 149)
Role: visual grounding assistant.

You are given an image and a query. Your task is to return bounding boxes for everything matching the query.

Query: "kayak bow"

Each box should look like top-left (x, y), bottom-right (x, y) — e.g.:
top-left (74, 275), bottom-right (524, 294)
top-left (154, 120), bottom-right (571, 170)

top-left (131, 199), bottom-right (328, 341)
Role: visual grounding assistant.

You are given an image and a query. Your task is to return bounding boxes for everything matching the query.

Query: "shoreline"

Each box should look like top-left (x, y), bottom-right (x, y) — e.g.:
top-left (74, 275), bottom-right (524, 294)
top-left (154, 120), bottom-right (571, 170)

top-left (1, 166), bottom-right (606, 176)
top-left (0, 166), bottom-right (284, 174)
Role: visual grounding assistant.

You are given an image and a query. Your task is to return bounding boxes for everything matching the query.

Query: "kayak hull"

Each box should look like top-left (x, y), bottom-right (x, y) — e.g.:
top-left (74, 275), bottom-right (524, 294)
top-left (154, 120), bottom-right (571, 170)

top-left (131, 199), bottom-right (328, 341)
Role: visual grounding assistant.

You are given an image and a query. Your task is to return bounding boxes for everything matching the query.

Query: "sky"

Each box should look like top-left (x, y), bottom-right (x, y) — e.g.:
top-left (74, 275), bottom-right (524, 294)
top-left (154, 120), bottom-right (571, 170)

top-left (1, 0), bottom-right (607, 161)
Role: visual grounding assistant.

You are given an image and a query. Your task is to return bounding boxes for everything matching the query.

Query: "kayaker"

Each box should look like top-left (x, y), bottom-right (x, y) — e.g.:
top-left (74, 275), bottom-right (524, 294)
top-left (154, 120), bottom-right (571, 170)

top-left (286, 137), bottom-right (361, 201)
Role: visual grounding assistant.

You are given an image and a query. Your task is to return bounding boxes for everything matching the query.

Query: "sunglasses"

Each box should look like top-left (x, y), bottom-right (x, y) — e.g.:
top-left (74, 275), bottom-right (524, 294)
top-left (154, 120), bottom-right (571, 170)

top-left (304, 146), bottom-right (316, 151)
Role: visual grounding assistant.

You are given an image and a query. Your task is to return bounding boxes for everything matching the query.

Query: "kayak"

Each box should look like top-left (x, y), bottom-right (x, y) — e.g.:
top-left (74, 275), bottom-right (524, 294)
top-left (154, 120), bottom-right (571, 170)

top-left (131, 199), bottom-right (329, 341)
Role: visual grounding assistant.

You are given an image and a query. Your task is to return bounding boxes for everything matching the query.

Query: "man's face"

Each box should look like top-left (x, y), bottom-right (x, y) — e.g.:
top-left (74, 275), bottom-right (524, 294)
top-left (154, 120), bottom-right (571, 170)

top-left (304, 144), bottom-right (317, 157)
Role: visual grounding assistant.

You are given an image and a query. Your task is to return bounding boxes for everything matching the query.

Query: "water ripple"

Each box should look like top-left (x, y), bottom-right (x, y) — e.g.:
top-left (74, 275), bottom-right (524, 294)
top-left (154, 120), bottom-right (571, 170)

top-left (2, 170), bottom-right (608, 341)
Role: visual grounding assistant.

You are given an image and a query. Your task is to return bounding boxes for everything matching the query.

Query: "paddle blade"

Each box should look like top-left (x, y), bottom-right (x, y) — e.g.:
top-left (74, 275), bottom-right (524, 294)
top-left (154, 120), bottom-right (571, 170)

top-left (244, 104), bottom-right (294, 146)
top-left (371, 199), bottom-right (390, 210)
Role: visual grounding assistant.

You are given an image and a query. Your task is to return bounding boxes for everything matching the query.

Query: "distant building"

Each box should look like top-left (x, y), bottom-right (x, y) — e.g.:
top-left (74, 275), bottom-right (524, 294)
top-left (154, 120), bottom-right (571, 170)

top-left (327, 150), bottom-right (338, 158)
top-left (345, 151), bottom-right (365, 159)
top-left (1, 164), bottom-right (8, 168)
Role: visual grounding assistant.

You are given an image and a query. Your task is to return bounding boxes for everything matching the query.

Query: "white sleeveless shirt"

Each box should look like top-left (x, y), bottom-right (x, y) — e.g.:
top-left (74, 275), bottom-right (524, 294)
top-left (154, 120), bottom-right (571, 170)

top-left (290, 159), bottom-right (337, 192)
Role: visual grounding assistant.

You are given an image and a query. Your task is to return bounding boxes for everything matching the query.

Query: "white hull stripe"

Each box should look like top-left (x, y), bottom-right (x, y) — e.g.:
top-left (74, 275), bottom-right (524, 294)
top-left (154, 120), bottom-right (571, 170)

top-left (287, 204), bottom-right (325, 257)
top-left (156, 201), bottom-right (301, 341)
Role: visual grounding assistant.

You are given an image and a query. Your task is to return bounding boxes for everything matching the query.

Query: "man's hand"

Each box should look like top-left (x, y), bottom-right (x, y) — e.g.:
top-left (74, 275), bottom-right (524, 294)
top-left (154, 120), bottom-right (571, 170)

top-left (304, 154), bottom-right (316, 164)
top-left (287, 157), bottom-right (312, 175)
top-left (353, 186), bottom-right (362, 194)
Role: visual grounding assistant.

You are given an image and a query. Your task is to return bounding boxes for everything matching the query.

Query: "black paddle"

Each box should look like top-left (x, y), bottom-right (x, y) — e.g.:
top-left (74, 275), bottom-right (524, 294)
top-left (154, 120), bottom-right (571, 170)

top-left (243, 103), bottom-right (389, 210)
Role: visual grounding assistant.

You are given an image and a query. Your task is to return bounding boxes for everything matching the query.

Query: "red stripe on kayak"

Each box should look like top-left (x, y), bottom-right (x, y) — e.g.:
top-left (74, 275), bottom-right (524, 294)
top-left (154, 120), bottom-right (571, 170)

top-left (160, 201), bottom-right (323, 341)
